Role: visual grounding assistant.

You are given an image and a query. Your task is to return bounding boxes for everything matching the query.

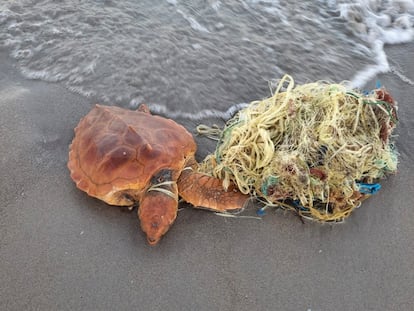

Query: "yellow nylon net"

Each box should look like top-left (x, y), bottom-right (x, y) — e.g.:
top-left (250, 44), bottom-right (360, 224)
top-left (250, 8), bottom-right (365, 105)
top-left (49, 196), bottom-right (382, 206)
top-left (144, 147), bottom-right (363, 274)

top-left (197, 75), bottom-right (398, 222)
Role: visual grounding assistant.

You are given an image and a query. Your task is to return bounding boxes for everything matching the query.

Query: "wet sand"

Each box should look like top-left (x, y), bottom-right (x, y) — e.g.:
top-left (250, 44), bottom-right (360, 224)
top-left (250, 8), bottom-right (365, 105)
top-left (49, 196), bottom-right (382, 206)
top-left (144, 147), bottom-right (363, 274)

top-left (1, 46), bottom-right (413, 310)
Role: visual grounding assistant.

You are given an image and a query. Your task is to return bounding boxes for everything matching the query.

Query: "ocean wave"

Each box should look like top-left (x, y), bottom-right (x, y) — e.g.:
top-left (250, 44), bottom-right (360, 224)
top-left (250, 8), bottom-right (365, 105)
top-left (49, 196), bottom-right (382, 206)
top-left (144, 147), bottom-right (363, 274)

top-left (0, 0), bottom-right (412, 120)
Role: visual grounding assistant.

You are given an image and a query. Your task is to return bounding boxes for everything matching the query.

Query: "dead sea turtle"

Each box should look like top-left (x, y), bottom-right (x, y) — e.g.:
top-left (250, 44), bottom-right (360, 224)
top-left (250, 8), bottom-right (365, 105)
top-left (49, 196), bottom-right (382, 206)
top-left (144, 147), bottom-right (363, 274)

top-left (68, 104), bottom-right (248, 245)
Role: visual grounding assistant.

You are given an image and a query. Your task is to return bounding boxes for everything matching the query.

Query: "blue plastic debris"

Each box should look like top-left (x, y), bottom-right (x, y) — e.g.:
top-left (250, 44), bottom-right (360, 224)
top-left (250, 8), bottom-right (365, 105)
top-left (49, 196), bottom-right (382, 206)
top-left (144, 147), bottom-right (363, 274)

top-left (256, 207), bottom-right (266, 216)
top-left (375, 80), bottom-right (382, 89)
top-left (292, 200), bottom-right (308, 211)
top-left (356, 182), bottom-right (381, 195)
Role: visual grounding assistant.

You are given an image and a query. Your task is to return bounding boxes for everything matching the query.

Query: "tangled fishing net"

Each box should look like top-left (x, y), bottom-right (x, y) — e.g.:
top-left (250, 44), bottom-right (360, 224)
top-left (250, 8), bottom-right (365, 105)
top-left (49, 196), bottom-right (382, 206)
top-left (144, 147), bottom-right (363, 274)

top-left (197, 75), bottom-right (398, 222)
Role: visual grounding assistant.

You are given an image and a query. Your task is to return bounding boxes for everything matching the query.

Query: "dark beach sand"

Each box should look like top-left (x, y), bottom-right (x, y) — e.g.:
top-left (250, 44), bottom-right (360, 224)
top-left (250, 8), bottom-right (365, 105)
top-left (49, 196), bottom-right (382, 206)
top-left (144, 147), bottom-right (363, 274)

top-left (1, 45), bottom-right (413, 310)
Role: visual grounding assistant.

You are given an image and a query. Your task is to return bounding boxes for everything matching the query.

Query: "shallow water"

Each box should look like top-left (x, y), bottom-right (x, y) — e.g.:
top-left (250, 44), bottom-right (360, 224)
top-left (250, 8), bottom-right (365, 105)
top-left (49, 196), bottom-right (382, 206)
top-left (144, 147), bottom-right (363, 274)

top-left (0, 0), bottom-right (413, 117)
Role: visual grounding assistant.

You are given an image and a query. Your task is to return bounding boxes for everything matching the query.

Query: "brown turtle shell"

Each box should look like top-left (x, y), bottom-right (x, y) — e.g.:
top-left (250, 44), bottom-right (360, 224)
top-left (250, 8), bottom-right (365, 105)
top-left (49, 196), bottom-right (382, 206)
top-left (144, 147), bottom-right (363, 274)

top-left (68, 104), bottom-right (196, 205)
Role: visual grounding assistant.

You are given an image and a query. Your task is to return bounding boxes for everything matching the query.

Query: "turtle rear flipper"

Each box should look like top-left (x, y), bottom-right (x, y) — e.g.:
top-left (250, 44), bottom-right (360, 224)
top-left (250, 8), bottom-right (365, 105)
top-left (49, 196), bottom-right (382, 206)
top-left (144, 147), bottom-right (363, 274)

top-left (177, 168), bottom-right (249, 212)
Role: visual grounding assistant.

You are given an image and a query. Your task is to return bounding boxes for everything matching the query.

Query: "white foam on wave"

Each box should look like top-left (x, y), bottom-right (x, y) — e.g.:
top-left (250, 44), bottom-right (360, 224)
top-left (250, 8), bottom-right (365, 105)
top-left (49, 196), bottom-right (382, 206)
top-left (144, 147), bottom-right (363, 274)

top-left (133, 101), bottom-right (249, 120)
top-left (211, 1), bottom-right (222, 11)
top-left (350, 40), bottom-right (390, 88)
top-left (21, 68), bottom-right (62, 82)
top-left (339, 0), bottom-right (414, 87)
top-left (177, 9), bottom-right (210, 33)
top-left (11, 48), bottom-right (33, 60)
top-left (67, 85), bottom-right (96, 98)
top-left (390, 65), bottom-right (414, 85)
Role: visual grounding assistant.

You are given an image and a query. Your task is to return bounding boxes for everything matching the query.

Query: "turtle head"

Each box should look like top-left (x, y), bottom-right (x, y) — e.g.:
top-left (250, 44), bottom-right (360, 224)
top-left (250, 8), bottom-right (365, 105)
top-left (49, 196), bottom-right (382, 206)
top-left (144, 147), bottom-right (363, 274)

top-left (138, 191), bottom-right (178, 245)
top-left (138, 170), bottom-right (178, 245)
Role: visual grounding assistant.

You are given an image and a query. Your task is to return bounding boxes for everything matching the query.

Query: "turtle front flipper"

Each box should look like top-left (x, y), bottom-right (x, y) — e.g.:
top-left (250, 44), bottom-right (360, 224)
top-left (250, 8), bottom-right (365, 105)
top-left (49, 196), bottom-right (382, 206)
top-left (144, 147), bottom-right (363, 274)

top-left (177, 161), bottom-right (249, 212)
